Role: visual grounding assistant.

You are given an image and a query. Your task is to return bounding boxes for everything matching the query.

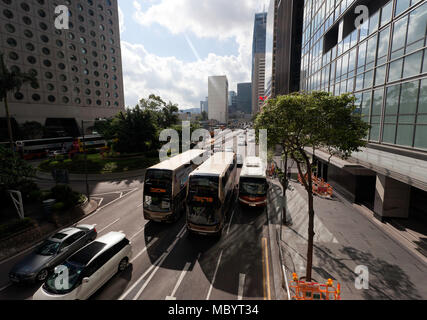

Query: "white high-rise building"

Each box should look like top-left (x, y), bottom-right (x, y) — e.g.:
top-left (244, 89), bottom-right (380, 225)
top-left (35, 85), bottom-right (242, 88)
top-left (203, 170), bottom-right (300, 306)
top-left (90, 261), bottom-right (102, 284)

top-left (208, 76), bottom-right (228, 124)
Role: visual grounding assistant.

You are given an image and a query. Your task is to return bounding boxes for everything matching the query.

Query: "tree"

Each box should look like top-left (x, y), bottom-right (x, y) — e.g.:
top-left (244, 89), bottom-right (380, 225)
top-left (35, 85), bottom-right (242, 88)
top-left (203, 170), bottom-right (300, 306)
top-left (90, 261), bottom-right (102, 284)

top-left (0, 144), bottom-right (35, 189)
top-left (254, 91), bottom-right (369, 281)
top-left (0, 53), bottom-right (38, 150)
top-left (201, 111), bottom-right (208, 121)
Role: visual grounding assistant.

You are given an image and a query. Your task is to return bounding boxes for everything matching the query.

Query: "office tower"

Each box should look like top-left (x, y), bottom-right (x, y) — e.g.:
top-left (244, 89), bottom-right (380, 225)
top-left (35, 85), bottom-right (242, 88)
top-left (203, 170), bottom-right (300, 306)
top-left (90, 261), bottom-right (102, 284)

top-left (299, 0), bottom-right (427, 222)
top-left (251, 12), bottom-right (267, 115)
top-left (265, 0), bottom-right (304, 98)
top-left (208, 76), bottom-right (228, 123)
top-left (200, 97), bottom-right (208, 114)
top-left (0, 0), bottom-right (125, 137)
top-left (237, 83), bottom-right (252, 114)
top-left (228, 91), bottom-right (237, 114)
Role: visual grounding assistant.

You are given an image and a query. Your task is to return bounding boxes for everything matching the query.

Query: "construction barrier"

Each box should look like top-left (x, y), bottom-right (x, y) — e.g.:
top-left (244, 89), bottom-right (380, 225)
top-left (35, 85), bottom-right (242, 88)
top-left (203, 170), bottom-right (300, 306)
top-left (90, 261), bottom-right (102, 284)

top-left (289, 273), bottom-right (341, 300)
top-left (298, 174), bottom-right (333, 197)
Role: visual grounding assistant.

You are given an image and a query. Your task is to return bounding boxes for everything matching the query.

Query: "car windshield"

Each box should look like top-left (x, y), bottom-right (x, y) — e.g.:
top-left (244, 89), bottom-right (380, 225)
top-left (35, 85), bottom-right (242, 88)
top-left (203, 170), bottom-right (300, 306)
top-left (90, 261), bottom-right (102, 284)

top-left (239, 177), bottom-right (268, 196)
top-left (35, 240), bottom-right (60, 256)
top-left (44, 261), bottom-right (84, 295)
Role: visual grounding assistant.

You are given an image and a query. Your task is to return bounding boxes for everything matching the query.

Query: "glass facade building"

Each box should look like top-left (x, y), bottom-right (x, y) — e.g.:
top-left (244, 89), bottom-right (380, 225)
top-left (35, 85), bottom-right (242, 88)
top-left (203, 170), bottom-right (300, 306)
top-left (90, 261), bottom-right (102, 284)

top-left (301, 0), bottom-right (427, 151)
top-left (300, 0), bottom-right (427, 222)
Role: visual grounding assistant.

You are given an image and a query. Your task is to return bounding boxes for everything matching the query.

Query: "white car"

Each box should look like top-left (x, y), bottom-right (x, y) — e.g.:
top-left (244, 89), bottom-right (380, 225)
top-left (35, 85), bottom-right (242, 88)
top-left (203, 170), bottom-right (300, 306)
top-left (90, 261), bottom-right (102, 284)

top-left (33, 232), bottom-right (132, 300)
top-left (225, 147), bottom-right (234, 153)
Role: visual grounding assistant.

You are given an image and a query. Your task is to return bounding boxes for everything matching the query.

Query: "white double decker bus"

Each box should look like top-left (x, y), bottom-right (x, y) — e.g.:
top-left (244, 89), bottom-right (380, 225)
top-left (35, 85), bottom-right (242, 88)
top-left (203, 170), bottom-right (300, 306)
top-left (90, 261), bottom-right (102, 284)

top-left (143, 149), bottom-right (208, 223)
top-left (238, 157), bottom-right (268, 208)
top-left (186, 152), bottom-right (238, 239)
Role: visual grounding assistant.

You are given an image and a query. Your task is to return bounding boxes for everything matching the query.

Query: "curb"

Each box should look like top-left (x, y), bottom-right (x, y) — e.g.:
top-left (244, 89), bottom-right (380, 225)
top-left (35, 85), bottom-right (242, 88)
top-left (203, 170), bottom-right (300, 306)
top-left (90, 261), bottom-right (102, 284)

top-left (266, 178), bottom-right (288, 300)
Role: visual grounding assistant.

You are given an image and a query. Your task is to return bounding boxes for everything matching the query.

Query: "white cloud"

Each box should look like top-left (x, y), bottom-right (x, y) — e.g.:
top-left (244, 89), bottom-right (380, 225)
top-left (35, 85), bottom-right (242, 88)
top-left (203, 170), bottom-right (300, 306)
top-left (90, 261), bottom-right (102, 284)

top-left (121, 41), bottom-right (249, 109)
top-left (121, 0), bottom-right (269, 109)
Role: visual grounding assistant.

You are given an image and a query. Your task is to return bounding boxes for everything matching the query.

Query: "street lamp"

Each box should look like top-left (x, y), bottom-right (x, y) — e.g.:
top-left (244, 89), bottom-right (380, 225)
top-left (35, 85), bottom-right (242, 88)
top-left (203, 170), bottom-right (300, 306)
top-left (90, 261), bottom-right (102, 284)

top-left (81, 118), bottom-right (106, 202)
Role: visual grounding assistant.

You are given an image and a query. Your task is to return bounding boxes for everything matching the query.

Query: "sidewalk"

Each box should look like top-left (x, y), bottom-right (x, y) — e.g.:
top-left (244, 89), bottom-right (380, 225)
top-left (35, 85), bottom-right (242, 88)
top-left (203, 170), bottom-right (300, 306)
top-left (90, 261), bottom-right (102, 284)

top-left (277, 180), bottom-right (427, 300)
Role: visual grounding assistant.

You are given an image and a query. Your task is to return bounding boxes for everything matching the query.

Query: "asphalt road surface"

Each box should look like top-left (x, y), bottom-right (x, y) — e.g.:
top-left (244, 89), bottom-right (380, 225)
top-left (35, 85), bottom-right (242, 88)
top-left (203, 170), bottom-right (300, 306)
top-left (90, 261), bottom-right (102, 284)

top-left (0, 150), bottom-right (275, 300)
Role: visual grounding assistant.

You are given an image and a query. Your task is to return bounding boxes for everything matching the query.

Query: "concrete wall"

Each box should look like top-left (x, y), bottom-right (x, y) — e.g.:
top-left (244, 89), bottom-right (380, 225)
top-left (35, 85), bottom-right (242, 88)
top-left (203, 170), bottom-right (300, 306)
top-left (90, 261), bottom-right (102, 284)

top-left (208, 76), bottom-right (228, 123)
top-left (374, 174), bottom-right (411, 220)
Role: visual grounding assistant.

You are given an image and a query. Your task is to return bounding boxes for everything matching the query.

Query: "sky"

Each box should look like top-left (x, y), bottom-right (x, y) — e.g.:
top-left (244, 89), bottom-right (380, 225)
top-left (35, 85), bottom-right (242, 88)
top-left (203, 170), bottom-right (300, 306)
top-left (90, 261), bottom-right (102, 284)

top-left (118, 0), bottom-right (269, 110)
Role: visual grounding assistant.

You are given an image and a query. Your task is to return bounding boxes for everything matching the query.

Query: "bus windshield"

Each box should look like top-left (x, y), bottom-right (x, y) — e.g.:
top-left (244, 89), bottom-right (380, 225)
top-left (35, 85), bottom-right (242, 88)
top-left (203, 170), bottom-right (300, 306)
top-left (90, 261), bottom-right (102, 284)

top-left (144, 169), bottom-right (173, 212)
top-left (239, 177), bottom-right (268, 196)
top-left (188, 176), bottom-right (220, 226)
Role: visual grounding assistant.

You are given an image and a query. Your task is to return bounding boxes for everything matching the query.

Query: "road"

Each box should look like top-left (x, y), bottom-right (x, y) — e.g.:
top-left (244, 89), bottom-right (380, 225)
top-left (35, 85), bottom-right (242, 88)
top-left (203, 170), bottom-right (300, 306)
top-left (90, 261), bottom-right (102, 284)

top-left (0, 167), bottom-right (276, 301)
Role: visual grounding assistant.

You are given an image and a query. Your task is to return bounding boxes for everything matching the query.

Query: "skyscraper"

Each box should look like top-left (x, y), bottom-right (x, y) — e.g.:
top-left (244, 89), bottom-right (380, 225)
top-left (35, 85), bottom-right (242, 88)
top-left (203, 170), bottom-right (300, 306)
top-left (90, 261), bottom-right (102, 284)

top-left (251, 12), bottom-right (267, 115)
top-left (0, 0), bottom-right (125, 137)
top-left (200, 97), bottom-right (208, 114)
top-left (237, 83), bottom-right (252, 114)
top-left (228, 91), bottom-right (237, 114)
top-left (208, 76), bottom-right (228, 124)
top-left (264, 0), bottom-right (304, 98)
top-left (298, 0), bottom-right (427, 222)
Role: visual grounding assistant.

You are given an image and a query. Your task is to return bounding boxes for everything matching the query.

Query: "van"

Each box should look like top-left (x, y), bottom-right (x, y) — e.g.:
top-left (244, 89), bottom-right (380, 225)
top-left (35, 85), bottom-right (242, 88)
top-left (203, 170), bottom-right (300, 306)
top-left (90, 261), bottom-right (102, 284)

top-left (33, 232), bottom-right (132, 300)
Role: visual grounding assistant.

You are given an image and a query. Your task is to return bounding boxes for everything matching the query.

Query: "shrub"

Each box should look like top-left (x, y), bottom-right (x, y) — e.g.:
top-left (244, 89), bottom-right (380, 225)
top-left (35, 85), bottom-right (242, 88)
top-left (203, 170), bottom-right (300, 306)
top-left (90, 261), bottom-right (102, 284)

top-left (63, 159), bottom-right (72, 165)
top-left (0, 218), bottom-right (35, 239)
top-left (50, 185), bottom-right (79, 208)
top-left (52, 202), bottom-right (65, 212)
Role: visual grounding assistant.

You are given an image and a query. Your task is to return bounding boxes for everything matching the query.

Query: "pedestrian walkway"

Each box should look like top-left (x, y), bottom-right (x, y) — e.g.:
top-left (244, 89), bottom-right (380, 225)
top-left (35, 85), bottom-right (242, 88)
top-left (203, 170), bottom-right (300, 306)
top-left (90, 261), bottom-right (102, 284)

top-left (279, 180), bottom-right (427, 300)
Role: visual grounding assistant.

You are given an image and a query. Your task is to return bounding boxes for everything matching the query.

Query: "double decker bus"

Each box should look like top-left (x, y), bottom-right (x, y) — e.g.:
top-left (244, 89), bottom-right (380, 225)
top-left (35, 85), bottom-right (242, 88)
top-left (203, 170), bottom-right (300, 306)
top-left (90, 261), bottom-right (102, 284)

top-left (16, 137), bottom-right (75, 160)
top-left (186, 152), bottom-right (237, 238)
top-left (143, 149), bottom-right (208, 223)
top-left (238, 157), bottom-right (268, 208)
top-left (75, 135), bottom-right (108, 153)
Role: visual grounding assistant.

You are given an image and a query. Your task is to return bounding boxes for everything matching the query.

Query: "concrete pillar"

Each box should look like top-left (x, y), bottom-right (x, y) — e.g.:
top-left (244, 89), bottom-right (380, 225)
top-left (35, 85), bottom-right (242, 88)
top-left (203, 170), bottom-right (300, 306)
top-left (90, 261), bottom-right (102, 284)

top-left (374, 174), bottom-right (411, 221)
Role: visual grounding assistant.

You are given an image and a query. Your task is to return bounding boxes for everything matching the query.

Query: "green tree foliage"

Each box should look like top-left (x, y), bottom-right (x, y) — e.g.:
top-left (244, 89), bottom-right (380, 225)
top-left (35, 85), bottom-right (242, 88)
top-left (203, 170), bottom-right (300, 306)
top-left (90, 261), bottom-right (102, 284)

top-left (255, 91), bottom-right (369, 281)
top-left (0, 145), bottom-right (35, 189)
top-left (95, 94), bottom-right (181, 154)
top-left (0, 53), bottom-right (38, 149)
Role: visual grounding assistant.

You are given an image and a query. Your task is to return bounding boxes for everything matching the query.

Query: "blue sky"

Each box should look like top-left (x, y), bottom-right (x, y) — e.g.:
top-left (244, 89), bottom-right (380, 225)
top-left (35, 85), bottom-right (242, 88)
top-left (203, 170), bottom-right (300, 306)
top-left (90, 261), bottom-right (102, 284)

top-left (118, 0), bottom-right (268, 110)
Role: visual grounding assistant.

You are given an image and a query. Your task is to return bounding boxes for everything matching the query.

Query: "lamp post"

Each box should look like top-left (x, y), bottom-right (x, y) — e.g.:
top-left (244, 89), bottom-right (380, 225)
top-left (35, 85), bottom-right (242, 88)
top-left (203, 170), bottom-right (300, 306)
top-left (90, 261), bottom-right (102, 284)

top-left (81, 118), bottom-right (106, 202)
top-left (81, 120), bottom-right (90, 202)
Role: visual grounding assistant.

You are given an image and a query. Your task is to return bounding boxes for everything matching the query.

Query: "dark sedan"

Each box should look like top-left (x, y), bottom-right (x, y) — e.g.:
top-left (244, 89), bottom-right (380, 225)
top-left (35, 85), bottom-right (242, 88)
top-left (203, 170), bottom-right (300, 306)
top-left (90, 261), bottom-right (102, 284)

top-left (9, 224), bottom-right (97, 284)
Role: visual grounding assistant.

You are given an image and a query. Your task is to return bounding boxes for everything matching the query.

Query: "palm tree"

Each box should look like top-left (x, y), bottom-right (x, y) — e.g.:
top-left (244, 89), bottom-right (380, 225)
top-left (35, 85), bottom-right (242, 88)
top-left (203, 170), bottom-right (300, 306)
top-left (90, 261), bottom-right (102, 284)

top-left (0, 53), bottom-right (38, 151)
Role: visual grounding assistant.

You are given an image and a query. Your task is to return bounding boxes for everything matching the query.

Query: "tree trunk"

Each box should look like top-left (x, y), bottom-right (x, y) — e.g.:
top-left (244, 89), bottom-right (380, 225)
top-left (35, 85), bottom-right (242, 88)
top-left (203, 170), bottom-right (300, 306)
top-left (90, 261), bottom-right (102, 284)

top-left (4, 96), bottom-right (15, 153)
top-left (305, 159), bottom-right (315, 282)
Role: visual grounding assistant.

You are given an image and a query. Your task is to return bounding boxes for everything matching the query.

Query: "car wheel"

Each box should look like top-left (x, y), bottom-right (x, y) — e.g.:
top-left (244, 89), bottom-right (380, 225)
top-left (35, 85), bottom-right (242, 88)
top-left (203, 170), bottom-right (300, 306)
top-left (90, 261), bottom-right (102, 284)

top-left (118, 258), bottom-right (129, 272)
top-left (36, 269), bottom-right (49, 282)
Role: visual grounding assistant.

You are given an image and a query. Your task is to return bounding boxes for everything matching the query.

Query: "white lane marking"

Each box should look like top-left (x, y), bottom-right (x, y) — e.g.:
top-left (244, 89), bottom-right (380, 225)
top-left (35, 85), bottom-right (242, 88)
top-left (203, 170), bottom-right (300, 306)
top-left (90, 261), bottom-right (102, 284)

top-left (130, 238), bottom-right (158, 263)
top-left (130, 226), bottom-right (146, 241)
top-left (165, 262), bottom-right (192, 300)
top-left (97, 198), bottom-right (103, 207)
top-left (0, 283), bottom-right (12, 293)
top-left (238, 273), bottom-right (246, 300)
top-left (206, 250), bottom-right (223, 300)
top-left (120, 192), bottom-right (123, 198)
top-left (283, 265), bottom-right (291, 300)
top-left (133, 230), bottom-right (187, 301)
top-left (227, 208), bottom-right (236, 235)
top-left (136, 203), bottom-right (143, 208)
top-left (98, 218), bottom-right (120, 233)
top-left (91, 189), bottom-right (137, 197)
top-left (119, 225), bottom-right (186, 300)
top-left (79, 188), bottom-right (138, 222)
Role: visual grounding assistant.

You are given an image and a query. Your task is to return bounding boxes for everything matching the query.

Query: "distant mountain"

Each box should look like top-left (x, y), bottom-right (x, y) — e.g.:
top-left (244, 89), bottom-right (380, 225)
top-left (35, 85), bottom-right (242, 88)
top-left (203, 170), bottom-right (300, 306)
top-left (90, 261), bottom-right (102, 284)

top-left (179, 108), bottom-right (201, 114)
